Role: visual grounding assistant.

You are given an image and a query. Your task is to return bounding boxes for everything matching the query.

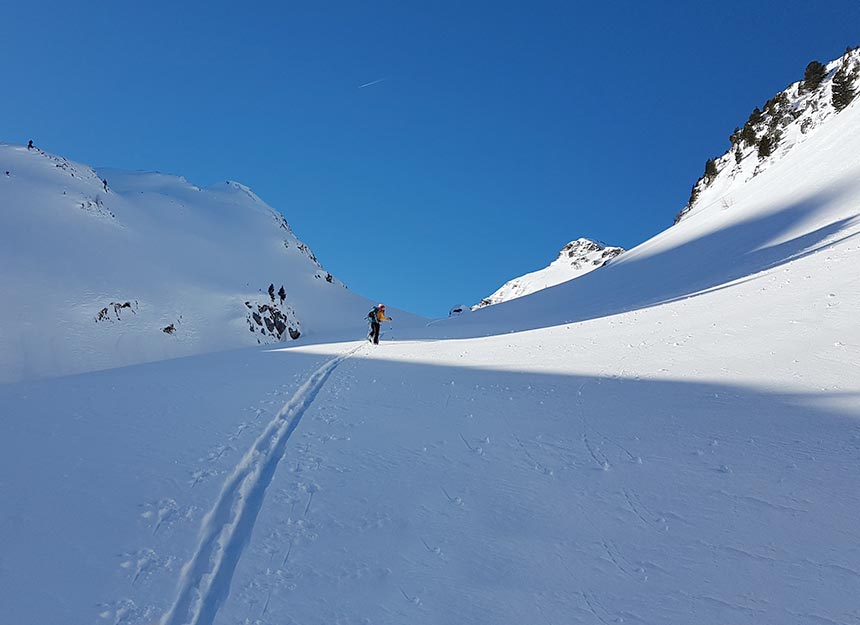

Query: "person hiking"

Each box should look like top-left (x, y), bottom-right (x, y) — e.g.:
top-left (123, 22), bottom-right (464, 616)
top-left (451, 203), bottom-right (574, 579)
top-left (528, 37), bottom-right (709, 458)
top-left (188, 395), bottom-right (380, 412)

top-left (367, 303), bottom-right (392, 345)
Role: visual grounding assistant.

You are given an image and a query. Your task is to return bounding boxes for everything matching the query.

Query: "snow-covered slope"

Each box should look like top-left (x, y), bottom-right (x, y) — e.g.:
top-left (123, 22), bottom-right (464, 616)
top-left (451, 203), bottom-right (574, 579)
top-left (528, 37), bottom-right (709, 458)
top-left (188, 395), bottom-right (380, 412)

top-left (424, 63), bottom-right (859, 341)
top-left (473, 238), bottom-right (623, 309)
top-left (2, 52), bottom-right (860, 625)
top-left (675, 46), bottom-right (860, 224)
top-left (0, 145), bottom-right (417, 382)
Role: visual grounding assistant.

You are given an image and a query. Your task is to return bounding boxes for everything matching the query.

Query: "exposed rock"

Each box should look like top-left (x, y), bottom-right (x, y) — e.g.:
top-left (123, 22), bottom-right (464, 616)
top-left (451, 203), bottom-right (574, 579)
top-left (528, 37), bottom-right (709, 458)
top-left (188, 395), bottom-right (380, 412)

top-left (246, 286), bottom-right (301, 342)
top-left (95, 301), bottom-right (137, 322)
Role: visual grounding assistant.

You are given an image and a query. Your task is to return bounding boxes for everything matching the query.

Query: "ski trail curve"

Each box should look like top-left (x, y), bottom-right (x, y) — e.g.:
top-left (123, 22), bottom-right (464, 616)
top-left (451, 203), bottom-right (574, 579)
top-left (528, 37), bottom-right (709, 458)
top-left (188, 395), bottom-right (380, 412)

top-left (160, 346), bottom-right (362, 625)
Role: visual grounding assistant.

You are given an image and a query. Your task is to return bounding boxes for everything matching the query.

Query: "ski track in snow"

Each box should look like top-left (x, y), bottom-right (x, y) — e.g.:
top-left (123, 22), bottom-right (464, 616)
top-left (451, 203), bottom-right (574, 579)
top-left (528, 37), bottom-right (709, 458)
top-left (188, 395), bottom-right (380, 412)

top-left (160, 345), bottom-right (363, 625)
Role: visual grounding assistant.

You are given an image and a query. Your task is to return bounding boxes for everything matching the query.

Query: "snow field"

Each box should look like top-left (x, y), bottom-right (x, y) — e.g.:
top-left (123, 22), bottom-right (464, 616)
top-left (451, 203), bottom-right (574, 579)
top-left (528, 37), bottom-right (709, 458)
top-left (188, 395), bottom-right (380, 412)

top-left (2, 49), bottom-right (860, 625)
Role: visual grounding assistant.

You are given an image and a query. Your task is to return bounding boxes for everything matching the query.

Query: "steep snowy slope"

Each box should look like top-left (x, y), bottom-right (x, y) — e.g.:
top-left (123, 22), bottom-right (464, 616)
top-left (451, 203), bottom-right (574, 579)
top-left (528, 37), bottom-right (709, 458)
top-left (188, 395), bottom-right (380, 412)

top-left (1, 54), bottom-right (860, 625)
top-left (675, 46), bottom-right (860, 224)
top-left (473, 238), bottom-right (623, 309)
top-left (426, 68), bottom-right (860, 341)
top-left (0, 145), bottom-right (417, 382)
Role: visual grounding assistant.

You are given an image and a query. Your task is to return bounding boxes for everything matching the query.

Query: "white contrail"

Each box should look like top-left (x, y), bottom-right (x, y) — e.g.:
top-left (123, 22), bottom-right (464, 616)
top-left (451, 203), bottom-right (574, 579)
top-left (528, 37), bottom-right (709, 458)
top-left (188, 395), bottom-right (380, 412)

top-left (358, 77), bottom-right (389, 89)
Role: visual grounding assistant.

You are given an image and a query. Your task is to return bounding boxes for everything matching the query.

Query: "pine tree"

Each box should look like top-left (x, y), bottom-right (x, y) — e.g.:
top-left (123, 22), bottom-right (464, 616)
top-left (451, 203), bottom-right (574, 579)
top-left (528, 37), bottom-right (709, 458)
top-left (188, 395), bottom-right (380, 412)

top-left (757, 135), bottom-right (774, 159)
top-left (747, 107), bottom-right (763, 126)
top-left (704, 158), bottom-right (718, 181)
top-left (832, 60), bottom-right (858, 112)
top-left (729, 127), bottom-right (742, 146)
top-left (763, 93), bottom-right (788, 115)
top-left (802, 60), bottom-right (827, 93)
top-left (740, 123), bottom-right (757, 147)
top-left (687, 184), bottom-right (700, 207)
top-left (739, 107), bottom-right (762, 147)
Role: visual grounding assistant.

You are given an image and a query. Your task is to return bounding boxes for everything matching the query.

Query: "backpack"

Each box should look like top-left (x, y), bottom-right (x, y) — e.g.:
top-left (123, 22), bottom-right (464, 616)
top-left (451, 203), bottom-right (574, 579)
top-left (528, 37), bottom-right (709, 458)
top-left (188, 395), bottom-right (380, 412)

top-left (367, 306), bottom-right (378, 322)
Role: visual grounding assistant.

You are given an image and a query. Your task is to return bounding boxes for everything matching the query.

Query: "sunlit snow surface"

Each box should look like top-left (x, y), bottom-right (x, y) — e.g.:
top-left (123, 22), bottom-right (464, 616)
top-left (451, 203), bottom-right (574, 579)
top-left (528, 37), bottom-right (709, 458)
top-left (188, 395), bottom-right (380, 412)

top-left (2, 93), bottom-right (860, 624)
top-left (0, 148), bottom-right (419, 383)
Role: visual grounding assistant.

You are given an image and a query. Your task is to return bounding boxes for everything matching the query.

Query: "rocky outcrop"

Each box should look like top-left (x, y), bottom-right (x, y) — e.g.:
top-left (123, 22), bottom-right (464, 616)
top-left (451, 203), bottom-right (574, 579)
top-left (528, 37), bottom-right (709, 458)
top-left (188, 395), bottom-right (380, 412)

top-left (245, 284), bottom-right (301, 342)
top-left (95, 301), bottom-right (137, 322)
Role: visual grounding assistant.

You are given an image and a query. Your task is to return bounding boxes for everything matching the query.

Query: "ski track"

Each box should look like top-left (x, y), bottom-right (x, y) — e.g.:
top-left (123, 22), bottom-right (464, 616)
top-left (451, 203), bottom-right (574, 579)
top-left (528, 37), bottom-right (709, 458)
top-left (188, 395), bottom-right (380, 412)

top-left (160, 345), bottom-right (362, 625)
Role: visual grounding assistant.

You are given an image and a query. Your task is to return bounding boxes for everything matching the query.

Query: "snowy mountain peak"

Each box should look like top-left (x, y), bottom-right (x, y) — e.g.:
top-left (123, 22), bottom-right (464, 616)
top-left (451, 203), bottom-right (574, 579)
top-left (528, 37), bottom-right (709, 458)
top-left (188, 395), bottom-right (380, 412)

top-left (0, 141), bottom-right (400, 382)
top-left (473, 237), bottom-right (623, 309)
top-left (557, 237), bottom-right (620, 261)
top-left (675, 45), bottom-right (860, 224)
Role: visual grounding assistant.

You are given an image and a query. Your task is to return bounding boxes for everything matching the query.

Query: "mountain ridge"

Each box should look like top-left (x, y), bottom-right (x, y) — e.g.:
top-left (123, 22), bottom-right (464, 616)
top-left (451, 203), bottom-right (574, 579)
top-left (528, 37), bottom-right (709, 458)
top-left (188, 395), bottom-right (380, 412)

top-left (675, 45), bottom-right (860, 224)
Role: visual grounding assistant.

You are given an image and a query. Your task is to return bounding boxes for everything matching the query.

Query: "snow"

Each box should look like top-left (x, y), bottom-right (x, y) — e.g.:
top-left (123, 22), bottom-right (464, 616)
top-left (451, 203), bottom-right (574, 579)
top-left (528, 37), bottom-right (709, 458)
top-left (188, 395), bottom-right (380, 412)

top-left (0, 146), bottom-right (421, 383)
top-left (473, 238), bottom-right (623, 309)
top-left (676, 47), bottom-right (860, 225)
top-left (1, 54), bottom-right (860, 625)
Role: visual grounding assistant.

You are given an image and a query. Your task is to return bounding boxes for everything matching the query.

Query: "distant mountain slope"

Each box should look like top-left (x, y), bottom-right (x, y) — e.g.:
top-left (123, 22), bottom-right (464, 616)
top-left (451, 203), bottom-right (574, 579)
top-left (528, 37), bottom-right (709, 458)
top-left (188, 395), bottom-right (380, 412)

top-left (473, 238), bottom-right (623, 309)
top-left (428, 49), bottom-right (860, 341)
top-left (0, 144), bottom-right (411, 382)
top-left (675, 46), bottom-right (860, 224)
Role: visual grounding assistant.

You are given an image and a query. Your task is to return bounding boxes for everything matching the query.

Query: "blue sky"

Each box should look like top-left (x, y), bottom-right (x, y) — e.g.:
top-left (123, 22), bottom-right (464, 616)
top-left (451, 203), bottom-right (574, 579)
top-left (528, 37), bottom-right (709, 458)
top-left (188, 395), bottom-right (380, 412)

top-left (3, 1), bottom-right (858, 317)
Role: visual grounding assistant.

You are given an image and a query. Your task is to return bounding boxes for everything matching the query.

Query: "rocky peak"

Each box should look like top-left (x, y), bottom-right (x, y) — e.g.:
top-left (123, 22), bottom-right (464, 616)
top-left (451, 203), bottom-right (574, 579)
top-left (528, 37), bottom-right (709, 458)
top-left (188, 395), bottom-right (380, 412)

top-left (473, 238), bottom-right (623, 309)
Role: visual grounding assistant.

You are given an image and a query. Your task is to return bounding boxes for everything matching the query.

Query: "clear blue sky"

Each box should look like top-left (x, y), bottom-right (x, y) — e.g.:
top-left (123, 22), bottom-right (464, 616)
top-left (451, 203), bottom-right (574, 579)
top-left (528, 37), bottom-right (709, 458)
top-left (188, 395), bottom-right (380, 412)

top-left (3, 1), bottom-right (858, 317)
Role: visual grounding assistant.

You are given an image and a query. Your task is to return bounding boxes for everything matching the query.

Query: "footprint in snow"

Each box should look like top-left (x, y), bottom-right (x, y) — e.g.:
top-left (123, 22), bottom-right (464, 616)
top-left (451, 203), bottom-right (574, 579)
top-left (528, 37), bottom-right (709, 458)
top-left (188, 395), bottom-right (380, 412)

top-left (188, 467), bottom-right (219, 487)
top-left (95, 598), bottom-right (151, 625)
top-left (139, 498), bottom-right (180, 534)
top-left (118, 548), bottom-right (175, 585)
